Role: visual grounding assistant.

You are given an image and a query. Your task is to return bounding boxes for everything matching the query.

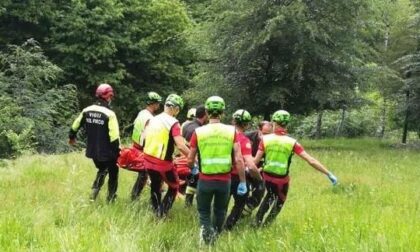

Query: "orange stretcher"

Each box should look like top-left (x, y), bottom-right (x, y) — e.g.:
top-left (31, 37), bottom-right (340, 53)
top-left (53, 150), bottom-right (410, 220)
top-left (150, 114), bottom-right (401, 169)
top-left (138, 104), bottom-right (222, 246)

top-left (117, 147), bottom-right (145, 172)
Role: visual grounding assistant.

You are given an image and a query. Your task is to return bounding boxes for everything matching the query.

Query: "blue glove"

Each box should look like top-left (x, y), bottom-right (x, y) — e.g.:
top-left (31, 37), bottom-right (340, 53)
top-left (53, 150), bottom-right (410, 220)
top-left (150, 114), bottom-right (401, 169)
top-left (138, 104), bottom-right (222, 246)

top-left (191, 164), bottom-right (199, 175)
top-left (237, 182), bottom-right (247, 196)
top-left (327, 172), bottom-right (338, 186)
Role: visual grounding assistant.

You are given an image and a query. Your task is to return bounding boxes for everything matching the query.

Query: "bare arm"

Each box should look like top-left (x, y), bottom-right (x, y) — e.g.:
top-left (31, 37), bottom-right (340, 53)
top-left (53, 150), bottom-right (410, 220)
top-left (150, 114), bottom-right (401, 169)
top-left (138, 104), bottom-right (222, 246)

top-left (244, 154), bottom-right (262, 181)
top-left (174, 135), bottom-right (190, 157)
top-left (139, 119), bottom-right (150, 145)
top-left (234, 142), bottom-right (246, 182)
top-left (254, 150), bottom-right (264, 165)
top-left (187, 147), bottom-right (197, 168)
top-left (298, 151), bottom-right (330, 175)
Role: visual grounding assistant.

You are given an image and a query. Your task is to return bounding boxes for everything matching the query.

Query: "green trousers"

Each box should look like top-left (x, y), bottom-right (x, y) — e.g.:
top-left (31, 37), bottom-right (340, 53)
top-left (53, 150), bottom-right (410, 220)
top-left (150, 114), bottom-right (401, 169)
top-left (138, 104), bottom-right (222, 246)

top-left (196, 179), bottom-right (231, 243)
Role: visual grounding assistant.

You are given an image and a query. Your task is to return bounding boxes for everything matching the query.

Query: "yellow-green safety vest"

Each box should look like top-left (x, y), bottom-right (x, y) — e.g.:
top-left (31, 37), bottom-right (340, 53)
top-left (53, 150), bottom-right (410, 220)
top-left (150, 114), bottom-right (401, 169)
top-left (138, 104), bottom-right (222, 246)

top-left (262, 134), bottom-right (296, 176)
top-left (144, 112), bottom-right (178, 160)
top-left (132, 109), bottom-right (153, 146)
top-left (196, 123), bottom-right (235, 175)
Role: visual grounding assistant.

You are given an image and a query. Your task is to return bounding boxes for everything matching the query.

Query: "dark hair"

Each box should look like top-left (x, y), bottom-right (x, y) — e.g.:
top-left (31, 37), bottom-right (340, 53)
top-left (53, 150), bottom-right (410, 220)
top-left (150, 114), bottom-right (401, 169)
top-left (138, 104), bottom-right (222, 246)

top-left (195, 105), bottom-right (206, 119)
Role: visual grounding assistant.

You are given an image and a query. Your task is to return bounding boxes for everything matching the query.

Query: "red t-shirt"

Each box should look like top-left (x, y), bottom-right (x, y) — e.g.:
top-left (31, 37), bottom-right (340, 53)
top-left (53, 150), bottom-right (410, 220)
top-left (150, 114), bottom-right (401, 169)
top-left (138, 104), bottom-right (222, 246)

top-left (231, 131), bottom-right (252, 175)
top-left (258, 128), bottom-right (304, 155)
top-left (189, 129), bottom-right (239, 181)
top-left (144, 122), bottom-right (181, 171)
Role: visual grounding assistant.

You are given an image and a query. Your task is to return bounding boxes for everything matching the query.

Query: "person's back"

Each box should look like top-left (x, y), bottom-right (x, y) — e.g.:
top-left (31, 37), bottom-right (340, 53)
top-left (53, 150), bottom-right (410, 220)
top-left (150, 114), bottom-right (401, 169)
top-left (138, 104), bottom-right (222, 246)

top-left (182, 105), bottom-right (207, 142)
top-left (132, 109), bottom-right (153, 147)
top-left (196, 123), bottom-right (235, 175)
top-left (245, 121), bottom-right (272, 157)
top-left (253, 110), bottom-right (338, 227)
top-left (182, 120), bottom-right (197, 141)
top-left (182, 105), bottom-right (207, 206)
top-left (245, 130), bottom-right (259, 157)
top-left (225, 109), bottom-right (264, 230)
top-left (131, 92), bottom-right (162, 149)
top-left (181, 108), bottom-right (196, 133)
top-left (187, 96), bottom-right (246, 245)
top-left (262, 133), bottom-right (296, 177)
top-left (69, 83), bottom-right (120, 202)
top-left (72, 100), bottom-right (120, 161)
top-left (142, 94), bottom-right (190, 218)
top-left (129, 91), bottom-right (162, 201)
top-left (144, 112), bottom-right (179, 161)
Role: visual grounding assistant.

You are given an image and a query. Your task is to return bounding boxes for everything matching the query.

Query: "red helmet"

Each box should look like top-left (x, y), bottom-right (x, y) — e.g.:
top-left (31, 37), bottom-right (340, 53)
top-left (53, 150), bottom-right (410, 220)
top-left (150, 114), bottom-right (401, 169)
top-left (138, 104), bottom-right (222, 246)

top-left (95, 83), bottom-right (114, 100)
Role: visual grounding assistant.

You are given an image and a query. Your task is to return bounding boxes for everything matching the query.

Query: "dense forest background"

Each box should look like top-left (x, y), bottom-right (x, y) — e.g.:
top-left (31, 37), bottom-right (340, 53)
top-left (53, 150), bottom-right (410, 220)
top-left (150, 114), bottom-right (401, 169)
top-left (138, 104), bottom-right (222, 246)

top-left (1, 0), bottom-right (419, 158)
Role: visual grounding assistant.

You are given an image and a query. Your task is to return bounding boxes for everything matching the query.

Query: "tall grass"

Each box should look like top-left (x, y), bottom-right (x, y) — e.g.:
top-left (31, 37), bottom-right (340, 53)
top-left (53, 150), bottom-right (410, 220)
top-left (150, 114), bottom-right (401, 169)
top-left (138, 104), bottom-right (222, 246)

top-left (0, 139), bottom-right (419, 251)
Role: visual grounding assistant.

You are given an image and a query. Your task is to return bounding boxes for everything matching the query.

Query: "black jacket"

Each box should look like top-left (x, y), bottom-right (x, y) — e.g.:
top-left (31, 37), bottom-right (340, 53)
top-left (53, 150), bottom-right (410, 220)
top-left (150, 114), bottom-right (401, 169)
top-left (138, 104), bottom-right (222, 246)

top-left (182, 119), bottom-right (203, 142)
top-left (69, 100), bottom-right (120, 161)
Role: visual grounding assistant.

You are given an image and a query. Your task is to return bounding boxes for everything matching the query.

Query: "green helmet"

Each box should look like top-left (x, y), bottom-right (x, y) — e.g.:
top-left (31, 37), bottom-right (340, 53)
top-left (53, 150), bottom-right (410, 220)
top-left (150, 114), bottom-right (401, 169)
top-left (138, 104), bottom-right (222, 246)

top-left (165, 94), bottom-right (184, 110)
top-left (205, 96), bottom-right (225, 114)
top-left (272, 110), bottom-right (291, 125)
top-left (232, 109), bottom-right (252, 124)
top-left (146, 92), bottom-right (162, 104)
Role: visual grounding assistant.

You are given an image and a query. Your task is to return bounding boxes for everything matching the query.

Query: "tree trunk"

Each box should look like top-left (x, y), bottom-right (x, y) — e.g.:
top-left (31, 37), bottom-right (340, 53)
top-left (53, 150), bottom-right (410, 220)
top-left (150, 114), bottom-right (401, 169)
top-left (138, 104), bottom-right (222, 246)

top-left (402, 90), bottom-right (410, 144)
top-left (378, 98), bottom-right (387, 138)
top-left (378, 24), bottom-right (389, 139)
top-left (335, 107), bottom-right (346, 137)
top-left (315, 110), bottom-right (323, 139)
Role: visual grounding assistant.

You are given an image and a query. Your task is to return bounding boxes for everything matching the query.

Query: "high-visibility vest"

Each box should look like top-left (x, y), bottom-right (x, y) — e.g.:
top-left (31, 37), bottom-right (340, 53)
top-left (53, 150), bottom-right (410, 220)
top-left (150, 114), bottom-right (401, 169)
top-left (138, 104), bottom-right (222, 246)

top-left (196, 123), bottom-right (235, 175)
top-left (131, 109), bottom-right (153, 146)
top-left (143, 112), bottom-right (178, 160)
top-left (262, 134), bottom-right (296, 176)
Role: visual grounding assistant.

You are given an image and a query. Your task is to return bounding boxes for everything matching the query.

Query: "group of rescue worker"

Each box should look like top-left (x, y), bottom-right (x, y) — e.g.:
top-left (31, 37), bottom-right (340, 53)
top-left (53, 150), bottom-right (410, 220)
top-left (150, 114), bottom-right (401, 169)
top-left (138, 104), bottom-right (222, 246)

top-left (69, 83), bottom-right (338, 245)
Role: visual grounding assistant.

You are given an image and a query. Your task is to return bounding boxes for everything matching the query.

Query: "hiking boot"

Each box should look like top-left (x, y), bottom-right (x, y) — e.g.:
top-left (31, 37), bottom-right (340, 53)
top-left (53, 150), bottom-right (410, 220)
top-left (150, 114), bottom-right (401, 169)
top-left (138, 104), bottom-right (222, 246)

top-left (90, 188), bottom-right (100, 201)
top-left (241, 204), bottom-right (253, 217)
top-left (199, 226), bottom-right (216, 246)
top-left (106, 194), bottom-right (117, 203)
top-left (185, 194), bottom-right (194, 207)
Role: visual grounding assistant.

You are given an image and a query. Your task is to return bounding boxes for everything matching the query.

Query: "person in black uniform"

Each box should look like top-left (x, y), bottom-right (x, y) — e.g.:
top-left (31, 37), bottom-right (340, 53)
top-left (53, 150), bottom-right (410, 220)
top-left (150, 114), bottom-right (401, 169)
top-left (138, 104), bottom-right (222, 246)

top-left (242, 120), bottom-right (272, 215)
top-left (245, 121), bottom-right (272, 158)
top-left (69, 83), bottom-right (120, 202)
top-left (181, 105), bottom-right (207, 207)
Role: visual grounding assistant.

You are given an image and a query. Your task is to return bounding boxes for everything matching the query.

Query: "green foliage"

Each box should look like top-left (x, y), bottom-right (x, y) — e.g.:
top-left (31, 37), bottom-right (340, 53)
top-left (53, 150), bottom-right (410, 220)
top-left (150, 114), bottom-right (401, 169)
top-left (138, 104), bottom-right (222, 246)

top-left (291, 108), bottom-right (381, 138)
top-left (1, 0), bottom-right (420, 151)
top-left (0, 40), bottom-right (78, 157)
top-left (0, 0), bottom-right (195, 128)
top-left (0, 96), bottom-right (34, 157)
top-left (185, 0), bottom-right (369, 117)
top-left (395, 1), bottom-right (420, 139)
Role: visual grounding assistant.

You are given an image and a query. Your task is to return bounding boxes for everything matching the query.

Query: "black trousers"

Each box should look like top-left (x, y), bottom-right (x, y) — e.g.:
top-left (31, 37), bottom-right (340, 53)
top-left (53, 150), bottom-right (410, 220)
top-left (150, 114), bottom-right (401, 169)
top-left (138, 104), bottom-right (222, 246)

top-left (196, 179), bottom-right (231, 244)
top-left (255, 180), bottom-right (289, 226)
top-left (92, 159), bottom-right (119, 201)
top-left (130, 170), bottom-right (148, 201)
top-left (147, 169), bottom-right (178, 217)
top-left (185, 173), bottom-right (198, 207)
top-left (245, 175), bottom-right (265, 212)
top-left (225, 173), bottom-right (265, 230)
top-left (225, 175), bottom-right (248, 230)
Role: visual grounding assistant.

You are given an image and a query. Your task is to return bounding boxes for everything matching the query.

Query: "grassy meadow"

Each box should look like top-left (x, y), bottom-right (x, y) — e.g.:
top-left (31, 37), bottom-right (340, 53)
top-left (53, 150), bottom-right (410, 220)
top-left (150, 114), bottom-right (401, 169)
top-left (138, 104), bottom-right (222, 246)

top-left (0, 139), bottom-right (419, 251)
